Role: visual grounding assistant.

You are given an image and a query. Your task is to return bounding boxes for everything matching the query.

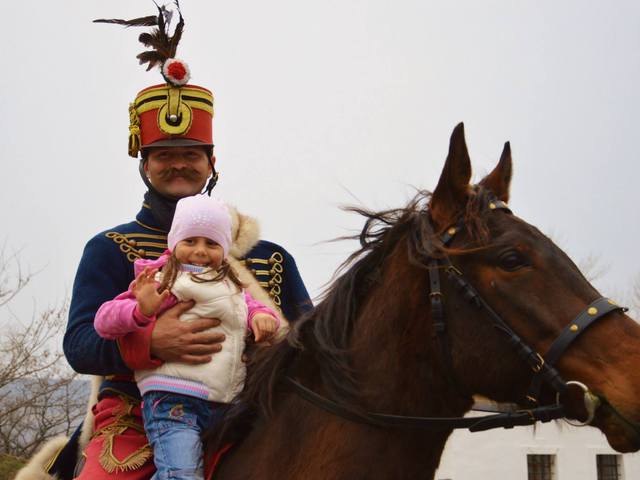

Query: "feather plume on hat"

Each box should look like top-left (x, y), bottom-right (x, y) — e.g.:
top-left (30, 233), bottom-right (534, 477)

top-left (94, 1), bottom-right (189, 84)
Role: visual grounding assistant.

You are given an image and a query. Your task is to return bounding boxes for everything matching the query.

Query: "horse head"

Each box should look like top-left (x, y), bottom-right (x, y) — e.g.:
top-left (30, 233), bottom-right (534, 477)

top-left (409, 122), bottom-right (640, 452)
top-left (213, 123), bottom-right (640, 480)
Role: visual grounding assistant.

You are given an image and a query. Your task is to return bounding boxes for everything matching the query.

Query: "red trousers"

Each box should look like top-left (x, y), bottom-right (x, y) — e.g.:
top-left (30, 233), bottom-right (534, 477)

top-left (75, 395), bottom-right (155, 480)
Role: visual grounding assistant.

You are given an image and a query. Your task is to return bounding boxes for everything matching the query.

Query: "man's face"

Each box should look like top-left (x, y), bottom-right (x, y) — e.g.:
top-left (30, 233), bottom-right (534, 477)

top-left (144, 146), bottom-right (213, 199)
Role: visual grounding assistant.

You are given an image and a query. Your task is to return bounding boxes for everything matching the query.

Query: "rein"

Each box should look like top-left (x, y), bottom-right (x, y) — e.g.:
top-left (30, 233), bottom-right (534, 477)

top-left (286, 377), bottom-right (563, 432)
top-left (286, 197), bottom-right (627, 432)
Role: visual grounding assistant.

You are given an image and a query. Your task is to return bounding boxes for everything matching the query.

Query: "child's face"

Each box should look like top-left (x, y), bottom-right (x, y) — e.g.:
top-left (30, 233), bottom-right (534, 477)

top-left (174, 237), bottom-right (224, 269)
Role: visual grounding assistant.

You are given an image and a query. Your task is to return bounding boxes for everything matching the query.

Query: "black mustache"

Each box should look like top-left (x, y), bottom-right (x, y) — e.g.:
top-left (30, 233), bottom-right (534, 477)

top-left (159, 168), bottom-right (200, 181)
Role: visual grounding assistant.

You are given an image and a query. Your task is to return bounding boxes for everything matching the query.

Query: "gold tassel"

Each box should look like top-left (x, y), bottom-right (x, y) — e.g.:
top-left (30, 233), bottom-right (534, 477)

top-left (98, 429), bottom-right (153, 473)
top-left (94, 395), bottom-right (152, 473)
top-left (128, 103), bottom-right (142, 158)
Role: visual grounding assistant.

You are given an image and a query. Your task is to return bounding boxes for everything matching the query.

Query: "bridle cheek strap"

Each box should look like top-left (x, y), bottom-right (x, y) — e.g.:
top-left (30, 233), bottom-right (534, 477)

top-left (428, 200), bottom-right (626, 421)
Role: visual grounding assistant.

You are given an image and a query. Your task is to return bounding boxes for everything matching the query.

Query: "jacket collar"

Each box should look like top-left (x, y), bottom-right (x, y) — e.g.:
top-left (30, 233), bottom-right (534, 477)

top-left (135, 202), bottom-right (167, 233)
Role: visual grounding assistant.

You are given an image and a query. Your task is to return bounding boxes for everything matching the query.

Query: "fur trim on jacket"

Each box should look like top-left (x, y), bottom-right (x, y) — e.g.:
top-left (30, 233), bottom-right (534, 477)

top-left (13, 435), bottom-right (68, 480)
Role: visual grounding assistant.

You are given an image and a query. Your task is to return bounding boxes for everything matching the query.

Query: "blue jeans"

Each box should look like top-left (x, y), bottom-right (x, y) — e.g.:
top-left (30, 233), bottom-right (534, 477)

top-left (142, 392), bottom-right (224, 480)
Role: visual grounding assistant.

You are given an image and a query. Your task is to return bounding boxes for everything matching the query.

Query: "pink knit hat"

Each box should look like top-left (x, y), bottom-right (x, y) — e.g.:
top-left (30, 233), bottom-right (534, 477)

top-left (168, 196), bottom-right (232, 256)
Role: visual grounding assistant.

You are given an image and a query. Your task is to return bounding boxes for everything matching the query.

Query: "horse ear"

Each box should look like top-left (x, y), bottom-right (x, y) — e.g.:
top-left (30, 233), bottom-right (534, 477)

top-left (480, 141), bottom-right (512, 203)
top-left (429, 122), bottom-right (472, 229)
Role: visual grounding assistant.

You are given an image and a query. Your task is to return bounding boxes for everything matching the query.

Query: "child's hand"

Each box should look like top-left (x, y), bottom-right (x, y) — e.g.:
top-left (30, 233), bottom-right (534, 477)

top-left (133, 267), bottom-right (170, 317)
top-left (251, 313), bottom-right (278, 343)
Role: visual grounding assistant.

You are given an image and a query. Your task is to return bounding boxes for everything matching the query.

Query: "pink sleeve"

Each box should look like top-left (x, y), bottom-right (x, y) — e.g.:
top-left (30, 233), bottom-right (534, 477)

top-left (244, 290), bottom-right (281, 331)
top-left (94, 287), bottom-right (155, 340)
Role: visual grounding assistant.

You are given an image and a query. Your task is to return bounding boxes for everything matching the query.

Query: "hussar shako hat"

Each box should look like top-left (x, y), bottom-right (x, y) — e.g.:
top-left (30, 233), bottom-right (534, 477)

top-left (95, 2), bottom-right (214, 158)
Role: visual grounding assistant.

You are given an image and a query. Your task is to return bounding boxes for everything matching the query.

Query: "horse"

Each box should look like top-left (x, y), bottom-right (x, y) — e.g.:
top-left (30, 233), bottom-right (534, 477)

top-left (207, 123), bottom-right (640, 480)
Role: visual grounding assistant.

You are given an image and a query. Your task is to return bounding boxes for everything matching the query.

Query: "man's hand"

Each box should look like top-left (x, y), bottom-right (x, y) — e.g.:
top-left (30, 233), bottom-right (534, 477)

top-left (150, 301), bottom-right (224, 364)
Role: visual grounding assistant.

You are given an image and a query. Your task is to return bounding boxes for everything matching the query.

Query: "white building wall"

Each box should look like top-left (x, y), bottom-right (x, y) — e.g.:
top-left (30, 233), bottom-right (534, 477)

top-left (436, 416), bottom-right (640, 479)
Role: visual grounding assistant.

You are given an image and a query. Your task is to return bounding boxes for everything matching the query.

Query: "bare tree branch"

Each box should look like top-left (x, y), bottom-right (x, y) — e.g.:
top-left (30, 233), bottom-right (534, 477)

top-left (0, 243), bottom-right (33, 308)
top-left (0, 249), bottom-right (88, 459)
top-left (578, 253), bottom-right (609, 283)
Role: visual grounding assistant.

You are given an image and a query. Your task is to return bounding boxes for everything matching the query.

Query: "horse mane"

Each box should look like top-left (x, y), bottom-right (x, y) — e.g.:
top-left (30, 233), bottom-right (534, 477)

top-left (205, 186), bottom-right (495, 450)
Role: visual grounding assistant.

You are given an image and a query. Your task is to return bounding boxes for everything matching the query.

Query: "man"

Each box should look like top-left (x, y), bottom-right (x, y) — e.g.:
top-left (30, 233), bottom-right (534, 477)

top-left (20, 8), bottom-right (312, 480)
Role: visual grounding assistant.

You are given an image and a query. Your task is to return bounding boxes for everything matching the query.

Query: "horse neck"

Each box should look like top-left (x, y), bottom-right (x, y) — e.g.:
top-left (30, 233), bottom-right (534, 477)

top-left (348, 248), bottom-right (473, 418)
top-left (217, 248), bottom-right (472, 480)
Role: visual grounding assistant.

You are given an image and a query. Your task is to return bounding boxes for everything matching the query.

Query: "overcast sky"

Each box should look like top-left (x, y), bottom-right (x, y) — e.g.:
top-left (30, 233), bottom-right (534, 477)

top-left (1, 1), bottom-right (639, 330)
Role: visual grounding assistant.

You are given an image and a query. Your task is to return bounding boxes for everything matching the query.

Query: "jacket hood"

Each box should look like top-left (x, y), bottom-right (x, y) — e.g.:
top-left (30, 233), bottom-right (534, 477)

top-left (228, 205), bottom-right (260, 258)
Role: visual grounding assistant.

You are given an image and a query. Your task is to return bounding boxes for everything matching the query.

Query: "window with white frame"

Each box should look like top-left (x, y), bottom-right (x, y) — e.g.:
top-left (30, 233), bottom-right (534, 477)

top-left (597, 454), bottom-right (623, 480)
top-left (527, 454), bottom-right (555, 480)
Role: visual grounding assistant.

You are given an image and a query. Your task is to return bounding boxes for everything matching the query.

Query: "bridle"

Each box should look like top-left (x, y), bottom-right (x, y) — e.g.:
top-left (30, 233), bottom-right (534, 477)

top-left (286, 196), bottom-right (627, 432)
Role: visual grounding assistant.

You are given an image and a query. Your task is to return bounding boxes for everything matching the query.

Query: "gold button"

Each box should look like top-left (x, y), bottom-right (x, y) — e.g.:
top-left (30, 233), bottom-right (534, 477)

top-left (489, 203), bottom-right (496, 209)
top-left (129, 239), bottom-right (137, 247)
top-left (447, 227), bottom-right (456, 235)
top-left (587, 307), bottom-right (598, 315)
top-left (138, 249), bottom-right (146, 256)
top-left (570, 324), bottom-right (579, 332)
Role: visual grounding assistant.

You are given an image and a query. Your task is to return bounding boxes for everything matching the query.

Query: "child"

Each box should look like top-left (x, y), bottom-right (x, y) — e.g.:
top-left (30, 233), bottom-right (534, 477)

top-left (94, 195), bottom-right (279, 479)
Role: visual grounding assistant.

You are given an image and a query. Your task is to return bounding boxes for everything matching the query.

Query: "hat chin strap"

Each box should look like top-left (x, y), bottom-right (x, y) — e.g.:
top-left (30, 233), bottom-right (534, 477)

top-left (204, 168), bottom-right (219, 196)
top-left (139, 159), bottom-right (156, 193)
top-left (138, 159), bottom-right (218, 198)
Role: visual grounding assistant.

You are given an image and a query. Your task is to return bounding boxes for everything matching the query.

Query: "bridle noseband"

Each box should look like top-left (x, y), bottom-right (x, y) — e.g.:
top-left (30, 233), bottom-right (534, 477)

top-left (287, 196), bottom-right (627, 432)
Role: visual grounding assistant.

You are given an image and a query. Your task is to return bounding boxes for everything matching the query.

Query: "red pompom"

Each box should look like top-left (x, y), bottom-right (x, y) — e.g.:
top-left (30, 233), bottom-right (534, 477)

top-left (162, 58), bottom-right (191, 86)
top-left (167, 62), bottom-right (187, 80)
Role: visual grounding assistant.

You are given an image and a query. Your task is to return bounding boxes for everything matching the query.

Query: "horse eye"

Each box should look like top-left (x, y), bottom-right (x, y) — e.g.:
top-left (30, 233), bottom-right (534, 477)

top-left (498, 250), bottom-right (528, 271)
